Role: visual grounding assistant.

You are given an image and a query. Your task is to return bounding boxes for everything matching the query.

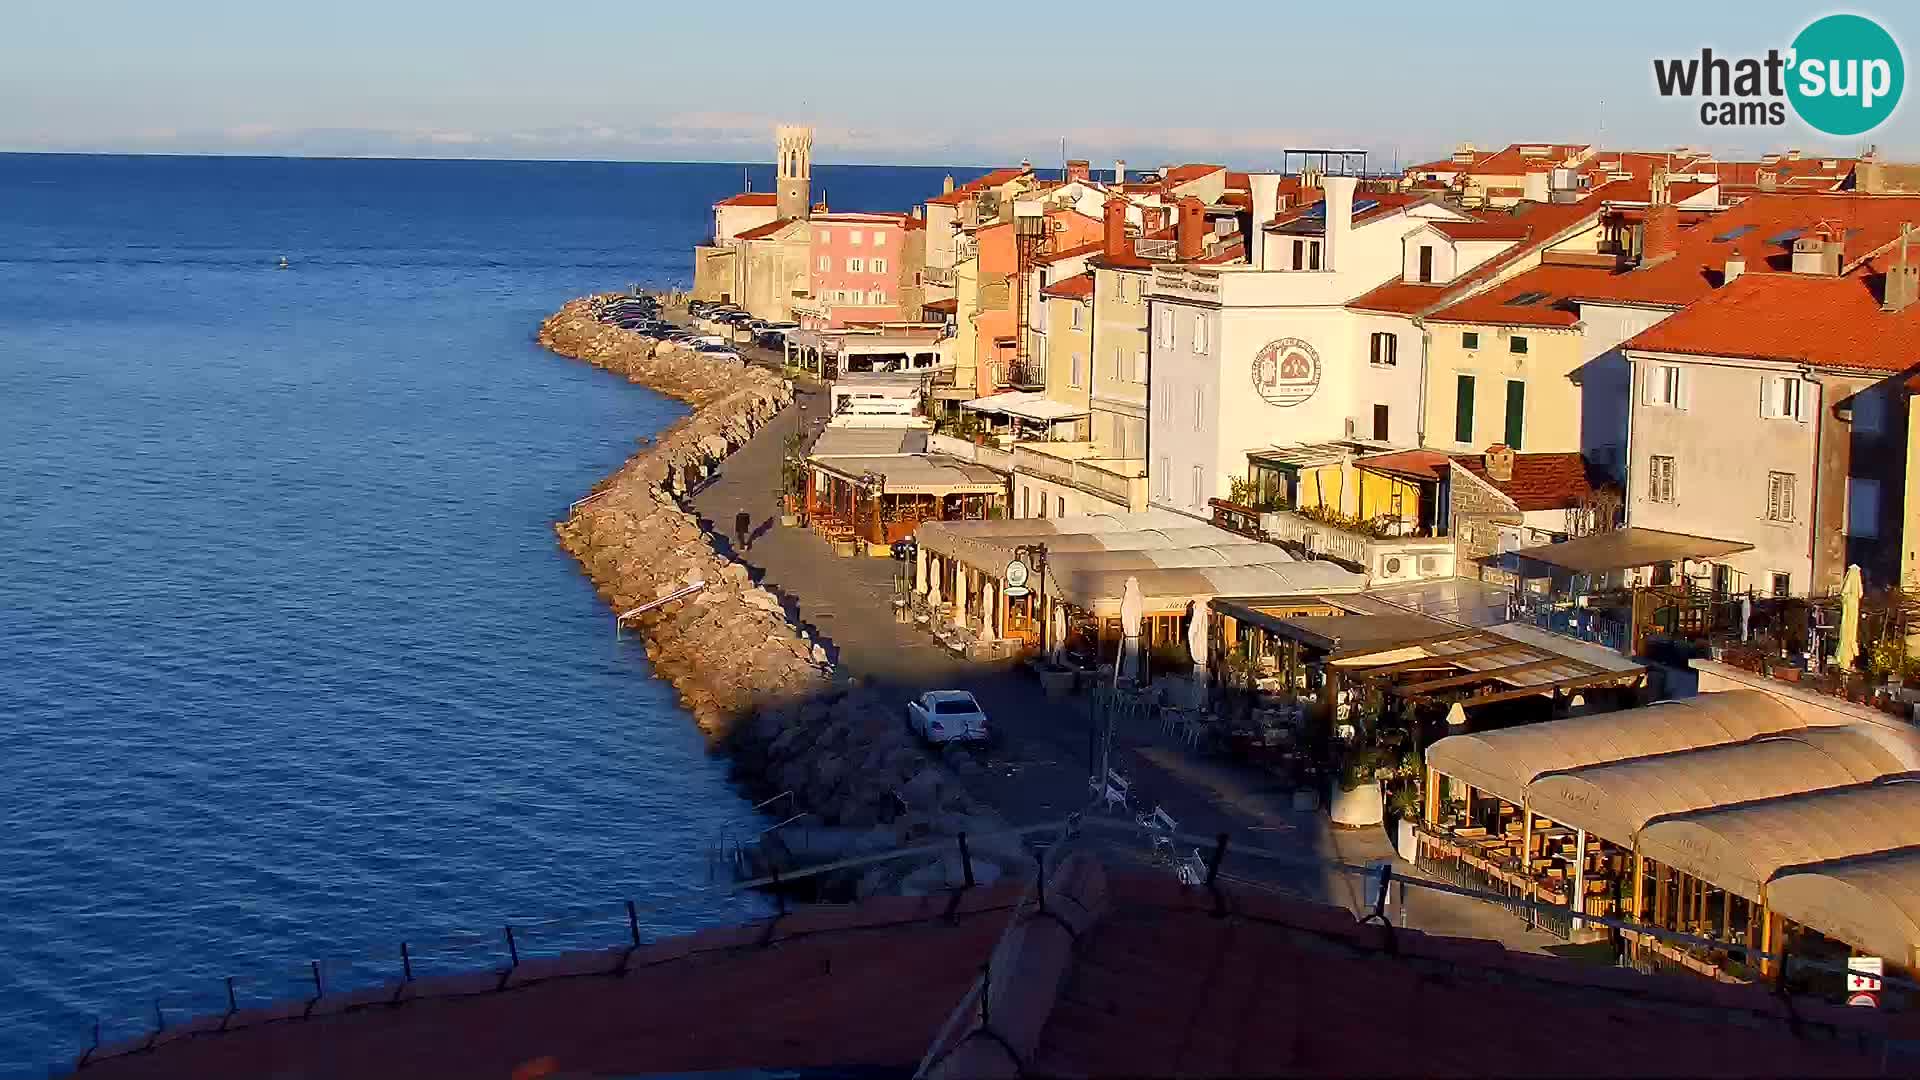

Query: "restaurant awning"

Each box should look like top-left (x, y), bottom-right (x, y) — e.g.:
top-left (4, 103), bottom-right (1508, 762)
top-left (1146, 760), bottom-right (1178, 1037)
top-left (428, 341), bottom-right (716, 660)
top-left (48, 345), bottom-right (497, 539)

top-left (808, 454), bottom-right (1007, 496)
top-left (1524, 726), bottom-right (1917, 849)
top-left (1424, 689), bottom-right (1811, 807)
top-left (1052, 561), bottom-right (1366, 616)
top-left (1509, 527), bottom-right (1754, 575)
top-left (810, 427), bottom-right (928, 456)
top-left (1636, 778), bottom-right (1920, 903)
top-left (960, 391), bottom-right (1088, 423)
top-left (1767, 848), bottom-right (1920, 968)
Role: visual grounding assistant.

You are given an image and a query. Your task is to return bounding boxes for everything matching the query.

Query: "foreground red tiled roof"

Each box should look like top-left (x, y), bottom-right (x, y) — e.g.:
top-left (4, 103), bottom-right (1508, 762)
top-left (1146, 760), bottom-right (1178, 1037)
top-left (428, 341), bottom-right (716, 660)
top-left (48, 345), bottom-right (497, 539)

top-left (1162, 163), bottom-right (1225, 185)
top-left (1712, 155), bottom-right (1856, 192)
top-left (713, 191), bottom-right (778, 208)
top-left (1346, 192), bottom-right (1611, 317)
top-left (1596, 174), bottom-right (1716, 205)
top-left (82, 857), bottom-right (1898, 1079)
top-left (735, 217), bottom-right (798, 240)
top-left (1426, 264), bottom-right (1606, 328)
top-left (1355, 449), bottom-right (1452, 482)
top-left (925, 167), bottom-right (1028, 206)
top-left (1430, 218), bottom-right (1534, 241)
top-left (1040, 271), bottom-right (1094, 299)
top-left (1453, 451), bottom-right (1602, 510)
top-left (1623, 264), bottom-right (1920, 372)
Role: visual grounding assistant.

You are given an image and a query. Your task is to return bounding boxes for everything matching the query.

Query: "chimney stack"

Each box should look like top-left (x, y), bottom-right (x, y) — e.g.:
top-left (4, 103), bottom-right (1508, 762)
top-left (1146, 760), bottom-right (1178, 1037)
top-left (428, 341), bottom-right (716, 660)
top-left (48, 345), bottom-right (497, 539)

top-left (1321, 175), bottom-right (1357, 273)
top-left (1102, 196), bottom-right (1131, 259)
top-left (1641, 166), bottom-right (1679, 263)
top-left (1523, 171), bottom-right (1549, 203)
top-left (1066, 159), bottom-right (1090, 183)
top-left (1246, 173), bottom-right (1282, 269)
top-left (1792, 230), bottom-right (1843, 276)
top-left (1884, 224), bottom-right (1919, 313)
top-left (1176, 196), bottom-right (1205, 260)
top-left (1114, 159), bottom-right (1126, 185)
top-left (1484, 444), bottom-right (1515, 483)
top-left (942, 175), bottom-right (955, 195)
top-left (1724, 254), bottom-right (1746, 284)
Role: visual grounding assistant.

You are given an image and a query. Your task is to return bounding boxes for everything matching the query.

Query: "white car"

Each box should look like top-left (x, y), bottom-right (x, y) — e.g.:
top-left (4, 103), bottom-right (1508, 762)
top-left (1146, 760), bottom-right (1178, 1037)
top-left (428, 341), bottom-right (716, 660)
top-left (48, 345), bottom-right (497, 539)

top-left (906, 690), bottom-right (990, 744)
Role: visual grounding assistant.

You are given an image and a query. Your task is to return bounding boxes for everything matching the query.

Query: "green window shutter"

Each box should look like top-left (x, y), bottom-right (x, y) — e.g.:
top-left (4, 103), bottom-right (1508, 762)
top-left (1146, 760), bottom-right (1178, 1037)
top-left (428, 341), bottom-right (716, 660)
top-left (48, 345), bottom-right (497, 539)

top-left (1455, 375), bottom-right (1476, 444)
top-left (1504, 380), bottom-right (1525, 450)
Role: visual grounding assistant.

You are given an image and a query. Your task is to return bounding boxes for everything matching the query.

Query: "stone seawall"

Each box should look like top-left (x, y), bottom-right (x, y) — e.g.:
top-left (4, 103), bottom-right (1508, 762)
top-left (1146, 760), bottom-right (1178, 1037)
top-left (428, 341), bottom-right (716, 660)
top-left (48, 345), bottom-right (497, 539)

top-left (540, 298), bottom-right (989, 847)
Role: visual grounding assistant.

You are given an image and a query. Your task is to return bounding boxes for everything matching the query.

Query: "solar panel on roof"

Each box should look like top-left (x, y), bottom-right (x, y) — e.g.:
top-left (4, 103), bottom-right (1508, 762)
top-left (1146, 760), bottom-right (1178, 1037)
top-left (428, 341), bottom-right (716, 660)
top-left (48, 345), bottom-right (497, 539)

top-left (1712, 225), bottom-right (1757, 242)
top-left (1765, 227), bottom-right (1806, 245)
top-left (1302, 198), bottom-right (1380, 220)
top-left (1504, 290), bottom-right (1550, 307)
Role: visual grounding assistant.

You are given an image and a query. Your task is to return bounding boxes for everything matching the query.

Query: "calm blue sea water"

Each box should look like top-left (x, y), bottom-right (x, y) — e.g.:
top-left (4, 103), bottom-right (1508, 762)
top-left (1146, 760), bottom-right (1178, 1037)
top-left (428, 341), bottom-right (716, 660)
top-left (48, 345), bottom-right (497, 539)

top-left (0, 153), bottom-right (965, 1075)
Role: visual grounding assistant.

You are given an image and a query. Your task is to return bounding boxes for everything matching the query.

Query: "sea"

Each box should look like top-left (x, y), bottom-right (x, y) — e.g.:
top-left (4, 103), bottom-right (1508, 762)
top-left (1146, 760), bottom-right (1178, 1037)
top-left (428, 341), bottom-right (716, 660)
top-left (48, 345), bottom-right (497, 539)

top-left (0, 152), bottom-right (970, 1076)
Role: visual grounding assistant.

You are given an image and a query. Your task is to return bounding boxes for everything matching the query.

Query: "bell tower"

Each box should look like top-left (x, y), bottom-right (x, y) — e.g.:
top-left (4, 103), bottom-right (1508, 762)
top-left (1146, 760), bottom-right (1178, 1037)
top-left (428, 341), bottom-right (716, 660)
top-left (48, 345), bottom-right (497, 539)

top-left (776, 124), bottom-right (813, 221)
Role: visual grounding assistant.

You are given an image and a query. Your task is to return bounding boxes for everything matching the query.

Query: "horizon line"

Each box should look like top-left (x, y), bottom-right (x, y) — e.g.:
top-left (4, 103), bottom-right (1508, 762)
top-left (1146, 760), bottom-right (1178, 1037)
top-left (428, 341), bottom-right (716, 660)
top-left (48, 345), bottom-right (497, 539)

top-left (0, 148), bottom-right (1032, 171)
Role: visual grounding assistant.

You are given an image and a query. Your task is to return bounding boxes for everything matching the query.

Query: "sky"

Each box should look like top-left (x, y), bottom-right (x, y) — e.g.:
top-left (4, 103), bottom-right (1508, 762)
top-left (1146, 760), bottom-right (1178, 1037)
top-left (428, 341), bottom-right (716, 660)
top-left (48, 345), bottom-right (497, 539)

top-left (4, 0), bottom-right (1916, 167)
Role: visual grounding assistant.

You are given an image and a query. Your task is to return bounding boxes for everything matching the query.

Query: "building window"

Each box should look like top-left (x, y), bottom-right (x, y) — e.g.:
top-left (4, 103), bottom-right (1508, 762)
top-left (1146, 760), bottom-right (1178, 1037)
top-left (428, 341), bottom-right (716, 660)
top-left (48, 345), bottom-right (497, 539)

top-left (1418, 245), bottom-right (1434, 283)
top-left (1193, 315), bottom-right (1208, 353)
top-left (818, 230), bottom-right (829, 242)
top-left (1766, 471), bottom-right (1796, 522)
top-left (1849, 477), bottom-right (1880, 538)
top-left (1369, 332), bottom-right (1397, 367)
top-left (1038, 490), bottom-right (1048, 517)
top-left (1158, 313), bottom-right (1175, 349)
top-left (1504, 380), bottom-right (1525, 450)
top-left (818, 256), bottom-right (830, 271)
top-left (1761, 374), bottom-right (1805, 420)
top-left (1771, 572), bottom-right (1792, 598)
top-left (1156, 456), bottom-right (1170, 499)
top-left (848, 231), bottom-right (862, 245)
top-left (1057, 496), bottom-right (1066, 517)
top-left (1070, 305), bottom-right (1083, 330)
top-left (1113, 346), bottom-right (1124, 381)
top-left (1462, 331), bottom-right (1480, 349)
top-left (1071, 352), bottom-right (1083, 388)
top-left (871, 257), bottom-right (887, 274)
top-left (1373, 403), bottom-right (1390, 441)
top-left (1649, 455), bottom-right (1677, 503)
top-left (1192, 387), bottom-right (1203, 431)
top-left (1509, 335), bottom-right (1529, 355)
top-left (871, 231), bottom-right (884, 246)
top-left (1022, 488), bottom-right (1030, 518)
top-left (870, 291), bottom-right (886, 305)
top-left (1644, 363), bottom-right (1683, 408)
top-left (1454, 374), bottom-right (1476, 444)
top-left (1133, 350), bottom-right (1147, 382)
top-left (1191, 465), bottom-right (1203, 508)
top-left (1292, 240), bottom-right (1304, 271)
top-left (1854, 389), bottom-right (1886, 434)
top-left (1308, 241), bottom-right (1322, 270)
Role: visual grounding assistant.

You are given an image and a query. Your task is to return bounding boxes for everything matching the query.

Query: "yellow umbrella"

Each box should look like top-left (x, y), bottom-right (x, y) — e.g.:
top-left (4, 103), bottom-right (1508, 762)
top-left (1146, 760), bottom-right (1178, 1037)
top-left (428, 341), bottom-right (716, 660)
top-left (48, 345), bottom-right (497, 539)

top-left (1835, 564), bottom-right (1864, 671)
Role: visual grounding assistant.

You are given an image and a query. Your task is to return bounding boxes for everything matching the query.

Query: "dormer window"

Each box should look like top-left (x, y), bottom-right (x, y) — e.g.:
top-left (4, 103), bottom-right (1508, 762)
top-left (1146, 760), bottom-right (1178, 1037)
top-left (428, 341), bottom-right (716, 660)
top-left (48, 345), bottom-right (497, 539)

top-left (1418, 245), bottom-right (1434, 283)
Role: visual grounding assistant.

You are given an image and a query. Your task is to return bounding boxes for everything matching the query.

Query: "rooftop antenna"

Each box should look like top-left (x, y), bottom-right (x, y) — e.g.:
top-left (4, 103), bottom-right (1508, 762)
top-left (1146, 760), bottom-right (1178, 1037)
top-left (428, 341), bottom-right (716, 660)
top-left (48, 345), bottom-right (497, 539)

top-left (743, 165), bottom-right (750, 193)
top-left (1061, 137), bottom-right (1067, 179)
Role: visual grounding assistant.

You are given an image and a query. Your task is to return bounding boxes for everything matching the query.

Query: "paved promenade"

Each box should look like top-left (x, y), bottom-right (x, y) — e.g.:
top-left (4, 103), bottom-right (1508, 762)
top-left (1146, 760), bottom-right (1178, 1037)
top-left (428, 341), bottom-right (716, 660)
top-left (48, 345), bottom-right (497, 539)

top-left (674, 329), bottom-right (1562, 953)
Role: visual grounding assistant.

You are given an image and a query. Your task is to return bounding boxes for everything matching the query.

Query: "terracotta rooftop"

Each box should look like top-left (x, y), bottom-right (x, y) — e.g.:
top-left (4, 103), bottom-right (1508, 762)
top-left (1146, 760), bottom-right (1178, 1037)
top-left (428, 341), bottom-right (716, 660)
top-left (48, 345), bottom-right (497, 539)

top-left (1453, 450), bottom-right (1604, 511)
top-left (1430, 218), bottom-right (1535, 242)
top-left (923, 297), bottom-right (958, 314)
top-left (1355, 449), bottom-right (1452, 482)
top-left (925, 167), bottom-right (1029, 206)
top-left (1346, 192), bottom-right (1611, 317)
top-left (76, 856), bottom-right (1903, 1079)
top-left (1425, 264), bottom-right (1604, 328)
top-left (1622, 263), bottom-right (1920, 372)
top-left (735, 217), bottom-right (799, 240)
top-left (713, 191), bottom-right (778, 208)
top-left (1032, 240), bottom-right (1104, 268)
top-left (1466, 142), bottom-right (1592, 176)
top-left (1041, 271), bottom-right (1094, 299)
top-left (1162, 163), bottom-right (1226, 185)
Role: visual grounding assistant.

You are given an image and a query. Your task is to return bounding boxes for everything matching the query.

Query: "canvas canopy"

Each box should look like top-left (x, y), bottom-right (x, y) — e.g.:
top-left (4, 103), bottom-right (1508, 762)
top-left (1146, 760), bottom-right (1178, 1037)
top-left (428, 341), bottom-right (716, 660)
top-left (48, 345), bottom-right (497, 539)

top-left (1510, 527), bottom-right (1753, 575)
top-left (808, 454), bottom-right (1005, 496)
top-left (1425, 690), bottom-right (1810, 807)
top-left (1636, 778), bottom-right (1920, 903)
top-left (1766, 848), bottom-right (1920, 968)
top-left (1525, 726), bottom-right (1916, 848)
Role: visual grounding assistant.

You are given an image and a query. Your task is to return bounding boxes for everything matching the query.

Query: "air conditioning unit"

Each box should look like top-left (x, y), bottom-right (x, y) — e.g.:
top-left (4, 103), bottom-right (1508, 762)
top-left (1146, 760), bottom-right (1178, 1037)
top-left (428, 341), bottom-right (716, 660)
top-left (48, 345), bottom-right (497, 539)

top-left (1418, 556), bottom-right (1440, 574)
top-left (1343, 417), bottom-right (1359, 438)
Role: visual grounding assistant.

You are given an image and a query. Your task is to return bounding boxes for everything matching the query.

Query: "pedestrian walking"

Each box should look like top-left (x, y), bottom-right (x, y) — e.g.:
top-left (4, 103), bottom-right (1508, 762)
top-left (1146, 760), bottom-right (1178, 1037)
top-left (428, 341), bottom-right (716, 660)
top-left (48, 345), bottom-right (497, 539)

top-left (735, 509), bottom-right (753, 551)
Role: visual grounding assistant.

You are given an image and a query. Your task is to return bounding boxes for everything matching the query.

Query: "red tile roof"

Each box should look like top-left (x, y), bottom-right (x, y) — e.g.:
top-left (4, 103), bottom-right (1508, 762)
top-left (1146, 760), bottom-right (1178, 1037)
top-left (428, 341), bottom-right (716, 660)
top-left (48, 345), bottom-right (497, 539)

top-left (925, 167), bottom-right (1028, 206)
top-left (1426, 264), bottom-right (1602, 328)
top-left (1596, 174), bottom-right (1717, 205)
top-left (1162, 163), bottom-right (1225, 185)
top-left (1224, 170), bottom-right (1250, 190)
top-left (923, 297), bottom-right (958, 314)
top-left (1041, 271), bottom-right (1094, 299)
top-left (1430, 218), bottom-right (1535, 241)
top-left (1453, 451), bottom-right (1603, 510)
top-left (1466, 143), bottom-right (1592, 176)
top-left (1346, 193), bottom-right (1611, 317)
top-left (713, 191), bottom-right (778, 208)
top-left (1622, 264), bottom-right (1920, 372)
top-left (1355, 449), bottom-right (1452, 482)
top-left (735, 217), bottom-right (799, 240)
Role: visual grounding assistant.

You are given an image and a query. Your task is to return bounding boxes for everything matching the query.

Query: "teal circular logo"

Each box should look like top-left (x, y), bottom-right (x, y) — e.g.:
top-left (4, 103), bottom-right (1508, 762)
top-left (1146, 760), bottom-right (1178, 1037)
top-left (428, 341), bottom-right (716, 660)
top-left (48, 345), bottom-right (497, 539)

top-left (1788, 14), bottom-right (1904, 136)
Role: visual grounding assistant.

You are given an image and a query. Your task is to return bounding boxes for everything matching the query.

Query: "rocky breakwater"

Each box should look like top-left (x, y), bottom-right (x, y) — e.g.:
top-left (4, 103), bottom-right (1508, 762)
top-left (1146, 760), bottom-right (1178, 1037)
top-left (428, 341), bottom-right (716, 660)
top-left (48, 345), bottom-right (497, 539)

top-left (540, 298), bottom-right (994, 863)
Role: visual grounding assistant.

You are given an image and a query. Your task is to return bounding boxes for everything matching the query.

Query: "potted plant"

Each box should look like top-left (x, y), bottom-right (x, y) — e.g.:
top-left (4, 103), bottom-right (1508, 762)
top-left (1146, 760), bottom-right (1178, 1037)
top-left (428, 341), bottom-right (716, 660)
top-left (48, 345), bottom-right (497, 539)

top-left (1387, 785), bottom-right (1422, 863)
top-left (1329, 746), bottom-right (1385, 829)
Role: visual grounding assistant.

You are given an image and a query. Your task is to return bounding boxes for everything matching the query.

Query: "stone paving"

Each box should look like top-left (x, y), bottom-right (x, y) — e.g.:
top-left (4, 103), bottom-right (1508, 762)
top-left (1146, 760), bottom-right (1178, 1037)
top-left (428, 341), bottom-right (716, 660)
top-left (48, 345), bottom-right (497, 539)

top-left (678, 327), bottom-right (1565, 954)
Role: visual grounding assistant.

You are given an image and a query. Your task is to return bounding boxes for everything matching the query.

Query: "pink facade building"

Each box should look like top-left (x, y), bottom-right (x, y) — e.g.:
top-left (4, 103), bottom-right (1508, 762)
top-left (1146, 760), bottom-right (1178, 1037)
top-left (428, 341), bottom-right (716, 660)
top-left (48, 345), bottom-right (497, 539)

top-left (799, 212), bottom-right (921, 329)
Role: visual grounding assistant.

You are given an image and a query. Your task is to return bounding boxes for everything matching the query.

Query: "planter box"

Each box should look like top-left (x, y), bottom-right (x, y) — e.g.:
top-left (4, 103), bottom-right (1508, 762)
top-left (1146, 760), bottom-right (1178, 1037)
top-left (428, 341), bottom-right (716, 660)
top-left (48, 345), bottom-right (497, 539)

top-left (831, 540), bottom-right (859, 558)
top-left (1396, 818), bottom-right (1420, 864)
top-left (1329, 780), bottom-right (1383, 828)
top-left (1769, 664), bottom-right (1802, 683)
top-left (779, 513), bottom-right (798, 527)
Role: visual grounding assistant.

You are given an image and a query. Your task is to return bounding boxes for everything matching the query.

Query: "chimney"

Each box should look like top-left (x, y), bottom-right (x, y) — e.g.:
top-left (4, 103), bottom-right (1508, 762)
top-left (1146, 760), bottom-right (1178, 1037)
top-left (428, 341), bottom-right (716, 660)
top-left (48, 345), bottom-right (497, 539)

top-left (1787, 148), bottom-right (1803, 161)
top-left (1523, 171), bottom-right (1549, 203)
top-left (1247, 173), bottom-right (1282, 269)
top-left (1642, 166), bottom-right (1678, 263)
top-left (1102, 196), bottom-right (1131, 259)
top-left (1792, 231), bottom-right (1842, 276)
top-left (1759, 170), bottom-right (1778, 192)
top-left (1321, 175), bottom-right (1357, 273)
top-left (1484, 444), bottom-right (1515, 483)
top-left (1066, 159), bottom-right (1090, 183)
top-left (912, 204), bottom-right (924, 220)
top-left (942, 175), bottom-right (955, 195)
top-left (1884, 224), bottom-right (1918, 313)
top-left (1176, 196), bottom-right (1205, 260)
top-left (1114, 159), bottom-right (1126, 185)
top-left (1724, 254), bottom-right (1746, 284)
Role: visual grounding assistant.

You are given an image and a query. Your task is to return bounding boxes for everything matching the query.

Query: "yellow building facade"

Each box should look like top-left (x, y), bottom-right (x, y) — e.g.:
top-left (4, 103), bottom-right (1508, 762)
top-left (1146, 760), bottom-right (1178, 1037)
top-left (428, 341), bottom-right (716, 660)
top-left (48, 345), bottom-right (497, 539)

top-left (1422, 319), bottom-right (1586, 454)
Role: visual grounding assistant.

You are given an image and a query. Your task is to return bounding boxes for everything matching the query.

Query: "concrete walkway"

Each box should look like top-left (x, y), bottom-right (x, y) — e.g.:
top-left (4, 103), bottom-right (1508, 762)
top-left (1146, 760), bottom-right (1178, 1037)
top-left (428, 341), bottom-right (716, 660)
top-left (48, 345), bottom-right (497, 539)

top-left (677, 333), bottom-right (1561, 953)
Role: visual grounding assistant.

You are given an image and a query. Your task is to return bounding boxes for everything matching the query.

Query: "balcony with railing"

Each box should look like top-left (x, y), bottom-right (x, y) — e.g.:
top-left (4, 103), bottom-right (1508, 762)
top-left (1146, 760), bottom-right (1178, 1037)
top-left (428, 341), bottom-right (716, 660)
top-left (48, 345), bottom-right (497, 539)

top-left (1133, 237), bottom-right (1177, 260)
top-left (1013, 443), bottom-right (1148, 509)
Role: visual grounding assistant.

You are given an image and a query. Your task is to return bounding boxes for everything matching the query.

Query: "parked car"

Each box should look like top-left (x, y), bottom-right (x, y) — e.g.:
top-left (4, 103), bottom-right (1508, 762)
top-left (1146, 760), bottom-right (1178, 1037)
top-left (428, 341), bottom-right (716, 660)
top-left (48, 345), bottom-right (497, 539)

top-left (906, 690), bottom-right (990, 744)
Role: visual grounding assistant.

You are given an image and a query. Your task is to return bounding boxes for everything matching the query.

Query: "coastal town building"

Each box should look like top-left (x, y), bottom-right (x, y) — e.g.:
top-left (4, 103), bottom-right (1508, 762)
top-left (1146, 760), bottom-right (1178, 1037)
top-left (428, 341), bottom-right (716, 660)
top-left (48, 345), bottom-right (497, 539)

top-left (794, 211), bottom-right (926, 329)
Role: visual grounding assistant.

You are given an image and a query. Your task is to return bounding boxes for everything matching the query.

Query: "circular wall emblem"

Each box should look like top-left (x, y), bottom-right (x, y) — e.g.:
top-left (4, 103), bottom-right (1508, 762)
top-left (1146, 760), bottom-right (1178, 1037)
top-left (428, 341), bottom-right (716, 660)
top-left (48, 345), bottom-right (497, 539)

top-left (1004, 559), bottom-right (1030, 597)
top-left (1251, 338), bottom-right (1322, 408)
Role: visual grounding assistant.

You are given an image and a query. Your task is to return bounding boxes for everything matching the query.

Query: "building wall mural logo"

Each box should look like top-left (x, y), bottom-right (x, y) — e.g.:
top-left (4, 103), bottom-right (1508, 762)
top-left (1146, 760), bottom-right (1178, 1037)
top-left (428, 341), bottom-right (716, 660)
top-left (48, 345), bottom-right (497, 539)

top-left (1653, 13), bottom-right (1903, 135)
top-left (1251, 338), bottom-right (1321, 408)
